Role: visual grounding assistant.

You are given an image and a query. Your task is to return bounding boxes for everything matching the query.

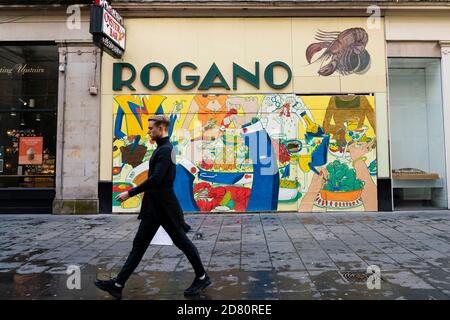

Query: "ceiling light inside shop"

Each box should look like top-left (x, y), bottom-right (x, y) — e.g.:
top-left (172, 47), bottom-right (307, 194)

top-left (18, 98), bottom-right (27, 106)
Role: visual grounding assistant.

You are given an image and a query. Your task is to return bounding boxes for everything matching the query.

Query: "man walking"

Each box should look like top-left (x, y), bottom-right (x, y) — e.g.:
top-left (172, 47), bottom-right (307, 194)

top-left (95, 115), bottom-right (211, 299)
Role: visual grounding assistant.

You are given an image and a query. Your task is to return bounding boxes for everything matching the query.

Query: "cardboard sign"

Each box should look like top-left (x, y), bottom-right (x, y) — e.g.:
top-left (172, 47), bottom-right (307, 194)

top-left (18, 137), bottom-right (43, 165)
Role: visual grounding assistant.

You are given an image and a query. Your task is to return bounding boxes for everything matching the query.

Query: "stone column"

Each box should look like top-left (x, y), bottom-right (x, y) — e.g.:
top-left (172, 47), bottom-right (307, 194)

top-left (53, 43), bottom-right (102, 214)
top-left (439, 41), bottom-right (450, 209)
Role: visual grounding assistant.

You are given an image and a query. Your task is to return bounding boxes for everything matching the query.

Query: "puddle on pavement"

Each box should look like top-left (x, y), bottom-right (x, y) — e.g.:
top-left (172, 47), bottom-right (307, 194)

top-left (1, 266), bottom-right (448, 300)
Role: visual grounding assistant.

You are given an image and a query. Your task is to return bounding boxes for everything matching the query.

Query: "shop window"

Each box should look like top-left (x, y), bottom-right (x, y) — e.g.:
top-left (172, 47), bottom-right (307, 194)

top-left (0, 45), bottom-right (58, 188)
top-left (388, 58), bottom-right (447, 209)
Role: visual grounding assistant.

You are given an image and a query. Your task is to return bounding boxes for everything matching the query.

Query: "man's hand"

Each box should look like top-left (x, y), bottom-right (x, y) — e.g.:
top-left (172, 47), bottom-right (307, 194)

top-left (115, 191), bottom-right (130, 203)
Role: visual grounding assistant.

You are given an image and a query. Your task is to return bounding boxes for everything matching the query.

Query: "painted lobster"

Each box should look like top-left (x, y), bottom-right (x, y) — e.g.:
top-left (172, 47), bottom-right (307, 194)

top-left (306, 27), bottom-right (371, 76)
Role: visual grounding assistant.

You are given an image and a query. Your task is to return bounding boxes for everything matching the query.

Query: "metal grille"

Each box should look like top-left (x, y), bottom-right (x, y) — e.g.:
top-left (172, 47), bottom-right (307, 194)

top-left (340, 271), bottom-right (371, 283)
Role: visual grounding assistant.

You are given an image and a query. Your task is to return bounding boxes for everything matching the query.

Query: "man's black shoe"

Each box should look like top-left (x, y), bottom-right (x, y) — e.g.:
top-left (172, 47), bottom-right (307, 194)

top-left (94, 278), bottom-right (123, 299)
top-left (184, 274), bottom-right (211, 296)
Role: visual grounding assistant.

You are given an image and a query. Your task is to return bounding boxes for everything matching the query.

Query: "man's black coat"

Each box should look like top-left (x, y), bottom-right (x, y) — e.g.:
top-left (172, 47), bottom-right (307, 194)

top-left (128, 136), bottom-right (184, 227)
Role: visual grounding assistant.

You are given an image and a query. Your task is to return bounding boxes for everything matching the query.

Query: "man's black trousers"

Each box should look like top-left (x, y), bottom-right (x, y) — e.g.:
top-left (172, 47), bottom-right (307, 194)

top-left (115, 216), bottom-right (206, 286)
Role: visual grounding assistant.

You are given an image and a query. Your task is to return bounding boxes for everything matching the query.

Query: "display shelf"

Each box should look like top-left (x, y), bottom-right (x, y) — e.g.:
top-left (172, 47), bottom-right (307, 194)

top-left (0, 108), bottom-right (56, 113)
top-left (392, 172), bottom-right (440, 180)
top-left (0, 175), bottom-right (54, 177)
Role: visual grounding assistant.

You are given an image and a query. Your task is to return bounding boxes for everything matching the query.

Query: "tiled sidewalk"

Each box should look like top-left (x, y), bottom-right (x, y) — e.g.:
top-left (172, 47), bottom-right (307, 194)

top-left (1, 211), bottom-right (450, 299)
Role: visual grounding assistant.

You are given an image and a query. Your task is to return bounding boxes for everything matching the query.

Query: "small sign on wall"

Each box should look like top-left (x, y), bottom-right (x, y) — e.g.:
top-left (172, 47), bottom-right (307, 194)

top-left (19, 137), bottom-right (43, 165)
top-left (89, 0), bottom-right (126, 58)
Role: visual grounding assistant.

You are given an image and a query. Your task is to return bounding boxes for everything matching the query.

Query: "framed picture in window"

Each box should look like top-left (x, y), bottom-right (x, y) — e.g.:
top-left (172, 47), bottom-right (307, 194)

top-left (19, 137), bottom-right (43, 165)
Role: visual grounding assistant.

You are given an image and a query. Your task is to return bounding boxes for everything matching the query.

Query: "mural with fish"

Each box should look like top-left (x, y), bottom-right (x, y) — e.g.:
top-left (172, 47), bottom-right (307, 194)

top-left (112, 94), bottom-right (377, 213)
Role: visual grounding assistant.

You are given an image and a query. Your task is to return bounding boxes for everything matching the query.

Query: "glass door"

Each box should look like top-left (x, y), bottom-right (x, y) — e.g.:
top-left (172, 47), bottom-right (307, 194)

top-left (388, 58), bottom-right (447, 210)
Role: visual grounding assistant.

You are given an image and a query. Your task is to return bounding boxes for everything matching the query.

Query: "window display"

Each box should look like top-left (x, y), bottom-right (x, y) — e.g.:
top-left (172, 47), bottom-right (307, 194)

top-left (0, 44), bottom-right (58, 188)
top-left (388, 58), bottom-right (447, 209)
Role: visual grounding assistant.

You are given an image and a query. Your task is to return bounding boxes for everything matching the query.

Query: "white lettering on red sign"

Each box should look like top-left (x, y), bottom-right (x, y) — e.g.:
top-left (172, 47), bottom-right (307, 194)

top-left (102, 10), bottom-right (126, 50)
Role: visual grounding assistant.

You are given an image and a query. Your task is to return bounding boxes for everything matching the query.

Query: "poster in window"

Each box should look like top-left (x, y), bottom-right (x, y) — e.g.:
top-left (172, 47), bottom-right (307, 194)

top-left (19, 137), bottom-right (43, 165)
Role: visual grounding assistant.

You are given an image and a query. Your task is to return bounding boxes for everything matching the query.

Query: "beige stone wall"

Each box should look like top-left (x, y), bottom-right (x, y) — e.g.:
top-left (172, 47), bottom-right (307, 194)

top-left (386, 14), bottom-right (450, 41)
top-left (0, 7), bottom-right (92, 42)
top-left (53, 44), bottom-right (101, 214)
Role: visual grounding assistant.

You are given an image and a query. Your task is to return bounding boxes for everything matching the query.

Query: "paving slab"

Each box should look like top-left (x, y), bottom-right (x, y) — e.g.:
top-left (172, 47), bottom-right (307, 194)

top-left (1, 211), bottom-right (450, 299)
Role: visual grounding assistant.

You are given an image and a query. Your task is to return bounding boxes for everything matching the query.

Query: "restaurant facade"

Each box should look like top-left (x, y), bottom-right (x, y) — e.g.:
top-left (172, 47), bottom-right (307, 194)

top-left (1, 0), bottom-right (450, 214)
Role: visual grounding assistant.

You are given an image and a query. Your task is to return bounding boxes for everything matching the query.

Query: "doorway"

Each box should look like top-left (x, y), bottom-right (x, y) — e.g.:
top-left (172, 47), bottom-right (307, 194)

top-left (388, 58), bottom-right (447, 210)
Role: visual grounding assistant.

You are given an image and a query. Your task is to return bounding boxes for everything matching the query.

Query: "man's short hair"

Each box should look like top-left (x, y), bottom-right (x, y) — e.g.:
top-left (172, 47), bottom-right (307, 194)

top-left (148, 115), bottom-right (170, 130)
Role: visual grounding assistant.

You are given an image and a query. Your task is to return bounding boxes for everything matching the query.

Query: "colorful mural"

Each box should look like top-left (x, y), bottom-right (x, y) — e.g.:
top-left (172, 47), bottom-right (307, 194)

top-left (112, 94), bottom-right (377, 213)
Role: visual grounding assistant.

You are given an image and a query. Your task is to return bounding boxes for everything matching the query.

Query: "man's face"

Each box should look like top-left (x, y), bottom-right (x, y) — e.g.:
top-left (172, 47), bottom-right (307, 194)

top-left (147, 120), bottom-right (164, 140)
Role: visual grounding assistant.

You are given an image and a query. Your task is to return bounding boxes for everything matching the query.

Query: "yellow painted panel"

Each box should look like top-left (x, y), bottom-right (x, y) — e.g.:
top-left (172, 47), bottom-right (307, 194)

top-left (340, 75), bottom-right (387, 93)
top-left (100, 17), bottom-right (388, 185)
top-left (293, 76), bottom-right (341, 94)
top-left (375, 93), bottom-right (390, 178)
top-left (102, 18), bottom-right (386, 95)
top-left (100, 94), bottom-right (114, 181)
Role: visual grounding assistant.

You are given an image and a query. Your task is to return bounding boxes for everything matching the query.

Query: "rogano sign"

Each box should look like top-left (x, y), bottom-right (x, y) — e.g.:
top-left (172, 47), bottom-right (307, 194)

top-left (112, 61), bottom-right (292, 91)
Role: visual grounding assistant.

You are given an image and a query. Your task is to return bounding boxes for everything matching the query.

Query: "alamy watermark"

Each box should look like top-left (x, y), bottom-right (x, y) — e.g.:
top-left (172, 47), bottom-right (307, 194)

top-left (366, 5), bottom-right (382, 30)
top-left (66, 5), bottom-right (81, 30)
top-left (66, 265), bottom-right (81, 290)
top-left (366, 264), bottom-right (381, 290)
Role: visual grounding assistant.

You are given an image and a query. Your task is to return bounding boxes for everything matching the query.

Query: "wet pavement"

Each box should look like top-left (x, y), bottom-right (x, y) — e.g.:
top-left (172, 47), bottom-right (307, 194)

top-left (1, 211), bottom-right (450, 300)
